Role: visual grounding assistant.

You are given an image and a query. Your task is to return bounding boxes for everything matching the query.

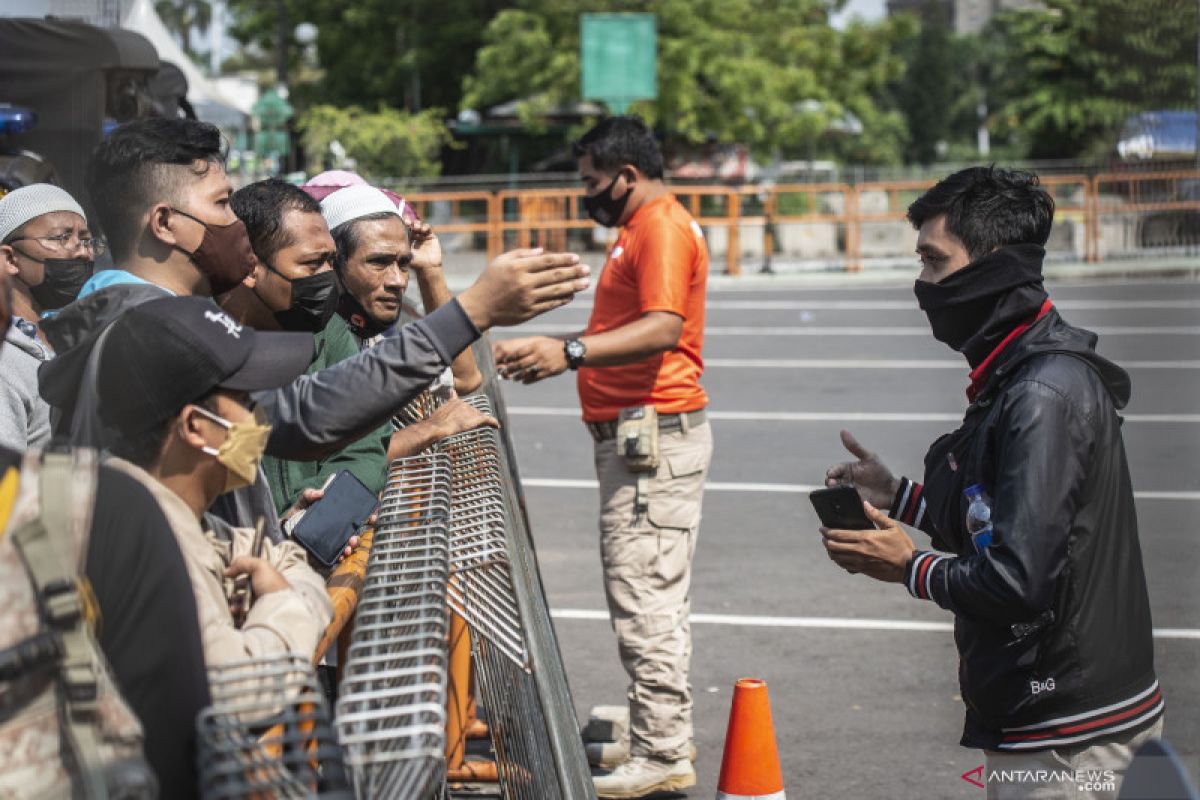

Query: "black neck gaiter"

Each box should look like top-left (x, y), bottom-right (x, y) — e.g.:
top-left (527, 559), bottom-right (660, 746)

top-left (913, 243), bottom-right (1049, 368)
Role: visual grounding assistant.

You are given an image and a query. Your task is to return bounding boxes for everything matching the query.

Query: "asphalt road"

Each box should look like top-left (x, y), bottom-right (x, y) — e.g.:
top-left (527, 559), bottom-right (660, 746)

top-left (491, 276), bottom-right (1200, 799)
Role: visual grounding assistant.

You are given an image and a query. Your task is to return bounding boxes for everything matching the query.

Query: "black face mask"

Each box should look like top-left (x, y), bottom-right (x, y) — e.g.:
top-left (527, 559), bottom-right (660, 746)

top-left (337, 291), bottom-right (392, 340)
top-left (913, 243), bottom-right (1049, 367)
top-left (264, 266), bottom-right (340, 333)
top-left (13, 247), bottom-right (93, 310)
top-left (582, 172), bottom-right (632, 228)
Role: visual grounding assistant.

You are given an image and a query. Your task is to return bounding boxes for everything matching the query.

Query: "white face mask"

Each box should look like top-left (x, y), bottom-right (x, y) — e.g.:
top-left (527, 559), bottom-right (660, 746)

top-left (191, 404), bottom-right (272, 494)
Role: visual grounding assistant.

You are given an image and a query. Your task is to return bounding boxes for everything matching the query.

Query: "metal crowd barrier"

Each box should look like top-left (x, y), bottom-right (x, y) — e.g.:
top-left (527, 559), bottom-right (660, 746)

top-left (197, 655), bottom-right (350, 799)
top-left (440, 394), bottom-right (577, 798)
top-left (385, 338), bottom-right (594, 798)
top-left (464, 340), bottom-right (597, 799)
top-left (442, 411), bottom-right (529, 670)
top-left (197, 340), bottom-right (592, 799)
top-left (335, 453), bottom-right (453, 799)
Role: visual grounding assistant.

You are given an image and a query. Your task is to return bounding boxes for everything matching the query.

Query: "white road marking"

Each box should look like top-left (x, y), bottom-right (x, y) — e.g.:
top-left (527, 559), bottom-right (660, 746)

top-left (556, 299), bottom-right (1200, 311)
top-left (521, 477), bottom-right (1200, 501)
top-left (509, 407), bottom-right (1200, 424)
top-left (704, 358), bottom-right (1200, 370)
top-left (524, 478), bottom-right (819, 493)
top-left (549, 608), bottom-right (1200, 639)
top-left (510, 324), bottom-right (1200, 337)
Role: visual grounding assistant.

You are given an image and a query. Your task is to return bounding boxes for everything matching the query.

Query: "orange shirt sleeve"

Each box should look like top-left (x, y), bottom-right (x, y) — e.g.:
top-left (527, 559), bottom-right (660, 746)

top-left (633, 217), bottom-right (696, 318)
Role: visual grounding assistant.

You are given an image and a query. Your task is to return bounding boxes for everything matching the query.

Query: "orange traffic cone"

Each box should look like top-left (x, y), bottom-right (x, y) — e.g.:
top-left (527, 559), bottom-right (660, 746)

top-left (715, 678), bottom-right (786, 799)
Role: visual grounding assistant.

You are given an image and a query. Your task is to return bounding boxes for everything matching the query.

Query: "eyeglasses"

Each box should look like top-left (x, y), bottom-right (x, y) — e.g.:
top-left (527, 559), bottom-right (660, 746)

top-left (9, 232), bottom-right (106, 256)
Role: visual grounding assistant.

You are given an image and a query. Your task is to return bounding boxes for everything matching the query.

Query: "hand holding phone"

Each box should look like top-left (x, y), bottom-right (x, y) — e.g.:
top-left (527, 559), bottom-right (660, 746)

top-left (290, 471), bottom-right (378, 568)
top-left (809, 484), bottom-right (877, 530)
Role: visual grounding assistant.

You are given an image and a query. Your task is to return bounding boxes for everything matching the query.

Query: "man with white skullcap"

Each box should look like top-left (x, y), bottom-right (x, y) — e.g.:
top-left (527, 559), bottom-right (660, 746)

top-left (320, 184), bottom-right (493, 461)
top-left (0, 183), bottom-right (97, 448)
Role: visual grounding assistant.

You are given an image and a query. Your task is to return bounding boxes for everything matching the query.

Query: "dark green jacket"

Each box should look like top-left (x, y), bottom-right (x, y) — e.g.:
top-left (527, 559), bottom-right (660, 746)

top-left (262, 315), bottom-right (391, 515)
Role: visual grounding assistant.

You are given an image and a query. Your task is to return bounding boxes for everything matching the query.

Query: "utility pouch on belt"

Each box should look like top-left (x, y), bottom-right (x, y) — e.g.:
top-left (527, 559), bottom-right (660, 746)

top-left (617, 405), bottom-right (659, 472)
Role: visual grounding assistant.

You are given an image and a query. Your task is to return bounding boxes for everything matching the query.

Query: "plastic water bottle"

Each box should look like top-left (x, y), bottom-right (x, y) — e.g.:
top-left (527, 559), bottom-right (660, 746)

top-left (965, 484), bottom-right (993, 553)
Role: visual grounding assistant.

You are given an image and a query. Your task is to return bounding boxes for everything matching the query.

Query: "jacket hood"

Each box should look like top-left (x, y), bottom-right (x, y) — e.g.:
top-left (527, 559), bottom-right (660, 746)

top-left (986, 310), bottom-right (1132, 409)
top-left (5, 320), bottom-right (51, 361)
top-left (41, 283), bottom-right (169, 353)
top-left (37, 283), bottom-right (168, 419)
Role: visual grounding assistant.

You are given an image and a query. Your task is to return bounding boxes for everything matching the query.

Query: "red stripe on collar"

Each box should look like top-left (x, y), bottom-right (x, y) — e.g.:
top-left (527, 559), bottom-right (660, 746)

top-left (967, 298), bottom-right (1054, 403)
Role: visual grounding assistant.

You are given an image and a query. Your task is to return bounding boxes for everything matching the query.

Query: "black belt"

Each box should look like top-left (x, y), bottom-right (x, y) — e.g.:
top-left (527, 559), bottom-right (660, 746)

top-left (586, 409), bottom-right (707, 442)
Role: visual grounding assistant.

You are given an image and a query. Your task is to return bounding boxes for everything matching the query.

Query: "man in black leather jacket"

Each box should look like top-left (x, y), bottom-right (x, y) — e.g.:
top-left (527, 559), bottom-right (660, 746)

top-left (821, 167), bottom-right (1162, 799)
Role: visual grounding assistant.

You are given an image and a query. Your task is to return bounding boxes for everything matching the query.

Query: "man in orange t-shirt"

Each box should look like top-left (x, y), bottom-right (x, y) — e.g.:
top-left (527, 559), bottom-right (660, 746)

top-left (494, 116), bottom-right (711, 797)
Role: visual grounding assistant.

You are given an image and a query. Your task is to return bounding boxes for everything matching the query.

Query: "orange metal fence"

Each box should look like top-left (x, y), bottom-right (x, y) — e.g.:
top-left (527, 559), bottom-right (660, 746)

top-left (397, 170), bottom-right (1200, 275)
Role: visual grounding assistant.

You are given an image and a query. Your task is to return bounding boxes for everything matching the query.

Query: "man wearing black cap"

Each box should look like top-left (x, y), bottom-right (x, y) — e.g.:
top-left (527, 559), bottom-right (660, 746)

top-left (0, 264), bottom-right (210, 796)
top-left (84, 295), bottom-right (334, 669)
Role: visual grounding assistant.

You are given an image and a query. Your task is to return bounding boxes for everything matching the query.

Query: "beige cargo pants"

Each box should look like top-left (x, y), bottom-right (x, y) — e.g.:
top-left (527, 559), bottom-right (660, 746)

top-left (985, 717), bottom-right (1164, 800)
top-left (593, 420), bottom-right (713, 762)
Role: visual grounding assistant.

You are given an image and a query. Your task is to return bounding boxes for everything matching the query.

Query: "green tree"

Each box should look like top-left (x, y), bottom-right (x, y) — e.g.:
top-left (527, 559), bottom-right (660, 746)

top-left (892, 3), bottom-right (974, 164)
top-left (989, 0), bottom-right (1198, 159)
top-left (297, 105), bottom-right (455, 179)
top-left (461, 0), bottom-right (913, 164)
top-left (225, 0), bottom-right (505, 111)
top-left (156, 0), bottom-right (212, 61)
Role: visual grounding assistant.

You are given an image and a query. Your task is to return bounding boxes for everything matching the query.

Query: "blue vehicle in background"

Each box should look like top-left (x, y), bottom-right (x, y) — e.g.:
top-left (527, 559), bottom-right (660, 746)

top-left (0, 18), bottom-right (160, 220)
top-left (1116, 110), bottom-right (1200, 250)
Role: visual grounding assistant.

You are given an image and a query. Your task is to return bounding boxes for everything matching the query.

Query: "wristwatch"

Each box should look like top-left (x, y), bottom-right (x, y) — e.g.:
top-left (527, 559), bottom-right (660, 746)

top-left (564, 338), bottom-right (587, 370)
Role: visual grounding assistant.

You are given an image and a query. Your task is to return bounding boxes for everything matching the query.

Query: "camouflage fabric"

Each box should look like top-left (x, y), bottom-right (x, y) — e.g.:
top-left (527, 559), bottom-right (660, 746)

top-left (0, 450), bottom-right (152, 799)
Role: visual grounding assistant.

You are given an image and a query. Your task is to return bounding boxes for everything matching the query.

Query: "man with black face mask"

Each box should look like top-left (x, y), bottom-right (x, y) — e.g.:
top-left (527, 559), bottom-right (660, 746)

top-left (39, 117), bottom-right (590, 536)
top-left (223, 178), bottom-right (390, 517)
top-left (821, 167), bottom-right (1161, 800)
top-left (0, 183), bottom-right (96, 448)
top-left (496, 116), bottom-right (711, 797)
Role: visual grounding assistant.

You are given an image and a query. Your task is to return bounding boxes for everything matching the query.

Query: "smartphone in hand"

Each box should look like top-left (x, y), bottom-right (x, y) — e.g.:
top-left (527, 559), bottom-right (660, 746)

top-left (810, 484), bottom-right (876, 530)
top-left (290, 471), bottom-right (378, 568)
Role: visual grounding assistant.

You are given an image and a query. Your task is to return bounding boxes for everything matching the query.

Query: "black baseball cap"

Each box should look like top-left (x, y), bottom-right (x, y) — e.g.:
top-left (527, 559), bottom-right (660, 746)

top-left (96, 296), bottom-right (314, 434)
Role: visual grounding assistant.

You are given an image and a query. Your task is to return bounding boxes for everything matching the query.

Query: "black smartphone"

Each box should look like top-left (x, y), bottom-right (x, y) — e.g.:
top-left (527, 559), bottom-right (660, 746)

top-left (290, 470), bottom-right (379, 568)
top-left (809, 484), bottom-right (876, 530)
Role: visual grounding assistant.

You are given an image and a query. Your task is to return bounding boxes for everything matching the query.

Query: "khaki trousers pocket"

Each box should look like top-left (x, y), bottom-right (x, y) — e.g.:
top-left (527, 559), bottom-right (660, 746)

top-left (645, 450), bottom-right (708, 531)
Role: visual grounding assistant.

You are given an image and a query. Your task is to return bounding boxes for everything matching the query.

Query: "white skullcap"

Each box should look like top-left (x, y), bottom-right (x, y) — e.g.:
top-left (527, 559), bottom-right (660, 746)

top-left (0, 183), bottom-right (87, 243)
top-left (320, 185), bottom-right (402, 232)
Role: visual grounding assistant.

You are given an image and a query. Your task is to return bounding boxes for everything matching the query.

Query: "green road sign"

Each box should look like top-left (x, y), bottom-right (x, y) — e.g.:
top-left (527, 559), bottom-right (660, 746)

top-left (580, 13), bottom-right (657, 114)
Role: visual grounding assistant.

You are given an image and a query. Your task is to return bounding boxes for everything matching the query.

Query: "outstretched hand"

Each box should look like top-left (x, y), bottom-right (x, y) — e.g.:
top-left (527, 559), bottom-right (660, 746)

top-left (457, 248), bottom-right (590, 330)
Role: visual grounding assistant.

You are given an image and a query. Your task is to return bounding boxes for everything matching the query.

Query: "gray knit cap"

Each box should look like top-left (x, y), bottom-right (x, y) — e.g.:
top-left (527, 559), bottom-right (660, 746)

top-left (0, 183), bottom-right (87, 244)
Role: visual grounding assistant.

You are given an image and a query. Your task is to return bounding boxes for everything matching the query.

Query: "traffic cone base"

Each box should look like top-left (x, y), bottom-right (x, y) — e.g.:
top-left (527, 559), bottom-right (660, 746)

top-left (715, 677), bottom-right (787, 799)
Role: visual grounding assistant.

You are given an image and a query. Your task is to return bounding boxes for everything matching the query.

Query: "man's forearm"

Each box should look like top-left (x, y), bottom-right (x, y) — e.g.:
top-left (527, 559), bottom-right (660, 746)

top-left (579, 314), bottom-right (681, 368)
top-left (258, 300), bottom-right (480, 461)
top-left (415, 267), bottom-right (483, 393)
top-left (386, 419), bottom-right (444, 461)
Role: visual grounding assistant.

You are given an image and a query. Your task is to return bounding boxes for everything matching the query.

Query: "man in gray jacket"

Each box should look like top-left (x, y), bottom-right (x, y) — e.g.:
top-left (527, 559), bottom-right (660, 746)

top-left (39, 118), bottom-right (589, 532)
top-left (0, 183), bottom-right (96, 449)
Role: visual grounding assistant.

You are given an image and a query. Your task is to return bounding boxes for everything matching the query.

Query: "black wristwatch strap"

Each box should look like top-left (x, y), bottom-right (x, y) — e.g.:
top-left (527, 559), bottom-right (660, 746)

top-left (564, 338), bottom-right (587, 370)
